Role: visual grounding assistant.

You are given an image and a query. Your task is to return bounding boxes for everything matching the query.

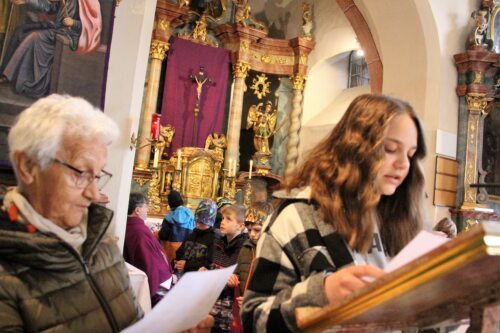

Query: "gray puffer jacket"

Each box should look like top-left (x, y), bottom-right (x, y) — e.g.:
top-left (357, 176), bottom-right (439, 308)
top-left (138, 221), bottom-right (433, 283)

top-left (0, 204), bottom-right (142, 333)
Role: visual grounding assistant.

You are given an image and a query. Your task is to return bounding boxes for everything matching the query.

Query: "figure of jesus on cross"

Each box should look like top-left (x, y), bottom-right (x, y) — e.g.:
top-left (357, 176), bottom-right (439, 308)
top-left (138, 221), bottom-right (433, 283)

top-left (189, 66), bottom-right (213, 145)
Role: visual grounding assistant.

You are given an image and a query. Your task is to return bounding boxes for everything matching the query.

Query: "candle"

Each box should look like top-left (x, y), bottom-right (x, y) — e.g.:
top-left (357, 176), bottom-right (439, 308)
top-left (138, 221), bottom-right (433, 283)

top-left (228, 158), bottom-right (233, 177)
top-left (249, 160), bottom-right (253, 179)
top-left (151, 114), bottom-right (161, 141)
top-left (153, 147), bottom-right (159, 169)
top-left (177, 149), bottom-right (182, 170)
top-left (233, 160), bottom-right (237, 178)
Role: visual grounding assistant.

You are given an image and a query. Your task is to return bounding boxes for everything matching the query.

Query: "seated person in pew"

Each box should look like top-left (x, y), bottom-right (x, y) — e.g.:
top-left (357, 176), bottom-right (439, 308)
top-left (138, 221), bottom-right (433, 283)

top-left (241, 94), bottom-right (428, 332)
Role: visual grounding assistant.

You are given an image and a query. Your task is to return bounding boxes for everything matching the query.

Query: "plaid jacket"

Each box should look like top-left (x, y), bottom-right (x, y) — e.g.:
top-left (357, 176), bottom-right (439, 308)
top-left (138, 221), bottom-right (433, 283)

top-left (241, 188), bottom-right (362, 332)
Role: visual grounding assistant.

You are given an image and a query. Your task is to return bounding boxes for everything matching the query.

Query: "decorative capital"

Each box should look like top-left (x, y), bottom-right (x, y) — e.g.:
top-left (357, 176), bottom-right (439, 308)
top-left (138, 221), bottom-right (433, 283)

top-left (466, 93), bottom-right (491, 114)
top-left (233, 61), bottom-right (251, 78)
top-left (150, 40), bottom-right (169, 60)
top-left (290, 74), bottom-right (307, 90)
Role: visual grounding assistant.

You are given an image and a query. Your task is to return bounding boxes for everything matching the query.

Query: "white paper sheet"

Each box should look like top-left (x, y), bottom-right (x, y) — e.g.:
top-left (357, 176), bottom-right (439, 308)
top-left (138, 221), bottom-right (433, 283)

top-left (385, 230), bottom-right (449, 273)
top-left (122, 265), bottom-right (236, 333)
top-left (160, 276), bottom-right (173, 290)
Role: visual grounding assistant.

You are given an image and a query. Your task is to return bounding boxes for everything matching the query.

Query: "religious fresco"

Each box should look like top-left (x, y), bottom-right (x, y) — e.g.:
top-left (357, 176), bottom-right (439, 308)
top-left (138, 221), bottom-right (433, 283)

top-left (0, 0), bottom-right (115, 167)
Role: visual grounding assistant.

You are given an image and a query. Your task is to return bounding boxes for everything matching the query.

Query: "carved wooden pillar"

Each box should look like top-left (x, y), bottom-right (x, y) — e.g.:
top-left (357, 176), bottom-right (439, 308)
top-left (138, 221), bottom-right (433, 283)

top-left (284, 74), bottom-right (306, 175)
top-left (453, 50), bottom-right (498, 230)
top-left (225, 60), bottom-right (250, 171)
top-left (461, 93), bottom-right (491, 209)
top-left (135, 18), bottom-right (171, 170)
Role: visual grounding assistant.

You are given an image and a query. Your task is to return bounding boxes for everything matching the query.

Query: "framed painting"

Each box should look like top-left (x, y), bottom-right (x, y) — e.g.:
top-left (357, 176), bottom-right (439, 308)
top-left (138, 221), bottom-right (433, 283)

top-left (0, 0), bottom-right (116, 182)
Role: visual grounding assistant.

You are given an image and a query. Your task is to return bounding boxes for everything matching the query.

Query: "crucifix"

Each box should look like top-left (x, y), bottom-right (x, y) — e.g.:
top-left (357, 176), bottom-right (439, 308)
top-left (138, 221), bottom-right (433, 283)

top-left (189, 66), bottom-right (213, 146)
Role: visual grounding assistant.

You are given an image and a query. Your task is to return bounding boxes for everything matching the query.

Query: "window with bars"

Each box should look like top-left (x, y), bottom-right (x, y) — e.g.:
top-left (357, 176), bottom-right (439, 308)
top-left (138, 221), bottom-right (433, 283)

top-left (348, 50), bottom-right (370, 88)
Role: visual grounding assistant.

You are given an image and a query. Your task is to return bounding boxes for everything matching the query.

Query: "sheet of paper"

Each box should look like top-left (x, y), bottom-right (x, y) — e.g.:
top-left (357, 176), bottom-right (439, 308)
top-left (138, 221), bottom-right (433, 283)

top-left (122, 265), bottom-right (236, 333)
top-left (385, 230), bottom-right (449, 273)
top-left (160, 276), bottom-right (173, 290)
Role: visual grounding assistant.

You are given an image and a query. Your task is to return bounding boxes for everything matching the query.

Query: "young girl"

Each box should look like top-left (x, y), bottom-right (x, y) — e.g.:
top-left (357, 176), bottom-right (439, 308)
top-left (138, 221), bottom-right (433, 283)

top-left (241, 94), bottom-right (427, 332)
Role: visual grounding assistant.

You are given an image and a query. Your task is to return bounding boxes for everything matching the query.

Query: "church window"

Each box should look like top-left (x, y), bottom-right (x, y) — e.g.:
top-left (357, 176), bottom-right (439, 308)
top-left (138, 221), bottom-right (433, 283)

top-left (348, 50), bottom-right (370, 88)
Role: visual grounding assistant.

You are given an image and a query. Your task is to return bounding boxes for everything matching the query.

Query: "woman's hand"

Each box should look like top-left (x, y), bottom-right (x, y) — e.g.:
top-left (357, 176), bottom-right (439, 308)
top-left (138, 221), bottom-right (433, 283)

top-left (226, 274), bottom-right (239, 287)
top-left (174, 260), bottom-right (186, 272)
top-left (236, 296), bottom-right (243, 308)
top-left (181, 314), bottom-right (214, 333)
top-left (324, 265), bottom-right (385, 307)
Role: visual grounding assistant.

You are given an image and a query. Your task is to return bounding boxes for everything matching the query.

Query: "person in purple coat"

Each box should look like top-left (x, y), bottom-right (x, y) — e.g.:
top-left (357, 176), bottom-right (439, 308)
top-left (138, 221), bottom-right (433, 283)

top-left (124, 192), bottom-right (173, 306)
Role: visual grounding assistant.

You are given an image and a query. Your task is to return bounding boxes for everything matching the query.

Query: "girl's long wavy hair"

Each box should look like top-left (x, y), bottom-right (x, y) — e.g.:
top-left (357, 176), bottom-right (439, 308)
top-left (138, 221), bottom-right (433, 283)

top-left (286, 94), bottom-right (427, 256)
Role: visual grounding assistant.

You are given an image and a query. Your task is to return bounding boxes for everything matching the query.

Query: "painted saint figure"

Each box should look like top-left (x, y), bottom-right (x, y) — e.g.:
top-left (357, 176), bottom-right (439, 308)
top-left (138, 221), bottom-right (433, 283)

top-left (0, 0), bottom-right (102, 98)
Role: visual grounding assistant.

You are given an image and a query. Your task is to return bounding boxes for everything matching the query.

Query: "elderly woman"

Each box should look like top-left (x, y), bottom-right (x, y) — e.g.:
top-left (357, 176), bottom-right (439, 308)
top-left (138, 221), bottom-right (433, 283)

top-left (0, 94), bottom-right (212, 332)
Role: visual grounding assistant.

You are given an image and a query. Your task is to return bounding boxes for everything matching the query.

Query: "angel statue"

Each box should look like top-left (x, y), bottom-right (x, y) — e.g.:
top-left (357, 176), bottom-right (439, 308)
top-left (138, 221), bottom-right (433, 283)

top-left (157, 124), bottom-right (175, 160)
top-left (205, 132), bottom-right (227, 157)
top-left (246, 101), bottom-right (277, 154)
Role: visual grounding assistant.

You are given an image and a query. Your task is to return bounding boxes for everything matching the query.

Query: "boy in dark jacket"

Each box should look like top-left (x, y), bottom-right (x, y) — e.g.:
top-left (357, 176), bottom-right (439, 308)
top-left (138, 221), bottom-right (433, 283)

top-left (174, 199), bottom-right (217, 274)
top-left (210, 204), bottom-right (248, 333)
top-left (233, 202), bottom-right (273, 319)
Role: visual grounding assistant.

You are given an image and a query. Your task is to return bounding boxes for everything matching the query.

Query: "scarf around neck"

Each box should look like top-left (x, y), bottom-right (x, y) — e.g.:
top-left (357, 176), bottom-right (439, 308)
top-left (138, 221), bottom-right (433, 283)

top-left (3, 188), bottom-right (88, 253)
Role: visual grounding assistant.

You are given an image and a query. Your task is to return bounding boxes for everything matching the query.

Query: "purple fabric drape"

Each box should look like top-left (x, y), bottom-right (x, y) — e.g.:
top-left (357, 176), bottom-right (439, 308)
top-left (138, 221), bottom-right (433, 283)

top-left (161, 37), bottom-right (230, 155)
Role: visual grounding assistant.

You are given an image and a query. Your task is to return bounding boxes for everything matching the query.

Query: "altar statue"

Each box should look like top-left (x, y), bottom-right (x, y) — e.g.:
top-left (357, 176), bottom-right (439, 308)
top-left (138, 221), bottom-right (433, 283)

top-left (157, 124), bottom-right (175, 159)
top-left (301, 2), bottom-right (313, 39)
top-left (192, 14), bottom-right (208, 43)
top-left (246, 101), bottom-right (277, 154)
top-left (205, 132), bottom-right (227, 157)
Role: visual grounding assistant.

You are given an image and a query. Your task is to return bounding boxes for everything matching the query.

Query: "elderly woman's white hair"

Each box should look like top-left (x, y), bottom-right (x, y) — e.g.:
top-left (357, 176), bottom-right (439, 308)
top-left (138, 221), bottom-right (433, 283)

top-left (8, 94), bottom-right (119, 170)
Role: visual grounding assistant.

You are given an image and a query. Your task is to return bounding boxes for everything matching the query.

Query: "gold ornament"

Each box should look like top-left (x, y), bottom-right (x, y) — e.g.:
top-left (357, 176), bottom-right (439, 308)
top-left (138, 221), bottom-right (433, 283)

top-left (250, 73), bottom-right (270, 99)
top-left (150, 40), bottom-right (169, 60)
top-left (233, 61), bottom-right (250, 78)
top-left (290, 74), bottom-right (307, 91)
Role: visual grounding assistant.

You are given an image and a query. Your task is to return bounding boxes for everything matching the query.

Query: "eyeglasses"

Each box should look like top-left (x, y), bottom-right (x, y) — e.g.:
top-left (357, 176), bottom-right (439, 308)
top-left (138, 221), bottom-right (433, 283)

top-left (52, 158), bottom-right (112, 190)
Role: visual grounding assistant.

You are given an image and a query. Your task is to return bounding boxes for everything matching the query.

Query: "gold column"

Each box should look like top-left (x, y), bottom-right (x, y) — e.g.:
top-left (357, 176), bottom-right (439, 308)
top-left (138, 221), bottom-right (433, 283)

top-left (460, 93), bottom-right (491, 210)
top-left (284, 74), bottom-right (306, 176)
top-left (225, 60), bottom-right (250, 171)
top-left (135, 19), bottom-right (170, 170)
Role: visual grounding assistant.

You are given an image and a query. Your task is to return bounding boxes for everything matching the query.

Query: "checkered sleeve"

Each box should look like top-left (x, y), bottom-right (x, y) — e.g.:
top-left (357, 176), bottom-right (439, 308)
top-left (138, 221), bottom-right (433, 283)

top-left (241, 203), bottom-right (332, 333)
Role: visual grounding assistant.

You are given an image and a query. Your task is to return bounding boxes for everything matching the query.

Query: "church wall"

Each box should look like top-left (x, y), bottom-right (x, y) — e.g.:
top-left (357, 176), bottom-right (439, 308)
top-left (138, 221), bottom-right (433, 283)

top-left (302, 51), bottom-right (350, 126)
top-left (104, 0), bottom-right (157, 250)
top-left (427, 0), bottom-right (478, 136)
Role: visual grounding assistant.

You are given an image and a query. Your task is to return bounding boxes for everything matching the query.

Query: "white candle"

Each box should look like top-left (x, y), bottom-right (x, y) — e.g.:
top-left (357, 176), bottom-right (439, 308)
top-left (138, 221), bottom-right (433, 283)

top-left (249, 160), bottom-right (253, 179)
top-left (153, 147), bottom-right (159, 169)
top-left (233, 160), bottom-right (237, 177)
top-left (177, 149), bottom-right (182, 170)
top-left (227, 158), bottom-right (232, 177)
